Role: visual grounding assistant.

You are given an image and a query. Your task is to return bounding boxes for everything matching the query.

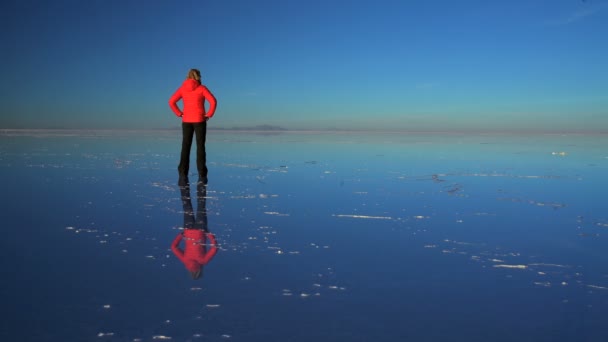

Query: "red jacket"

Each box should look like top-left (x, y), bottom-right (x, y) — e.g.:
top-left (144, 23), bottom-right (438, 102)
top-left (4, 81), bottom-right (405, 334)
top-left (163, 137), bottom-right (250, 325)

top-left (169, 79), bottom-right (217, 123)
top-left (171, 230), bottom-right (218, 272)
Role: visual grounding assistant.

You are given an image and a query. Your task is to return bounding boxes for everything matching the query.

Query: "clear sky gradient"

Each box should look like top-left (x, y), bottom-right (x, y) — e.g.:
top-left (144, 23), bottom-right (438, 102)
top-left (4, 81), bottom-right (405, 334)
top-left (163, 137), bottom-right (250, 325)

top-left (1, 0), bottom-right (607, 132)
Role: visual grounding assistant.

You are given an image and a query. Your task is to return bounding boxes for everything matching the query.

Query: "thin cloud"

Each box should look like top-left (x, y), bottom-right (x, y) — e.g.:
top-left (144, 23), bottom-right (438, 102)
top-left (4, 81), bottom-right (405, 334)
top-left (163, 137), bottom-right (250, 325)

top-left (566, 7), bottom-right (601, 23)
top-left (550, 4), bottom-right (606, 25)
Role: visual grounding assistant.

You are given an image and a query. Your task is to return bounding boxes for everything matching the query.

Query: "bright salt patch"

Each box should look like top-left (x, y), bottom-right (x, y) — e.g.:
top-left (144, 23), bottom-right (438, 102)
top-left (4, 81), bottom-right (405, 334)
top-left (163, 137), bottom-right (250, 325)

top-left (534, 282), bottom-right (551, 287)
top-left (264, 211), bottom-right (289, 216)
top-left (529, 263), bottom-right (569, 268)
top-left (493, 264), bottom-right (528, 269)
top-left (333, 214), bottom-right (392, 220)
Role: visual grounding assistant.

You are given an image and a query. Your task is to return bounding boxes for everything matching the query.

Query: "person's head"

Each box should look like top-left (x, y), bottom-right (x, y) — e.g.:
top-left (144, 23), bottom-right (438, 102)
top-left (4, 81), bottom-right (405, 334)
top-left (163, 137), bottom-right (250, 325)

top-left (185, 260), bottom-right (204, 280)
top-left (186, 69), bottom-right (201, 82)
top-left (190, 268), bottom-right (203, 280)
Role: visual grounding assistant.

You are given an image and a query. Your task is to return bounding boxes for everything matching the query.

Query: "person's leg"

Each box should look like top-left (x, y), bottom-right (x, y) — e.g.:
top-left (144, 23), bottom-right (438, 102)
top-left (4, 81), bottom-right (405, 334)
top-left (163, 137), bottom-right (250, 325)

top-left (180, 179), bottom-right (195, 229)
top-left (178, 123), bottom-right (195, 175)
top-left (195, 181), bottom-right (208, 232)
top-left (193, 122), bottom-right (208, 178)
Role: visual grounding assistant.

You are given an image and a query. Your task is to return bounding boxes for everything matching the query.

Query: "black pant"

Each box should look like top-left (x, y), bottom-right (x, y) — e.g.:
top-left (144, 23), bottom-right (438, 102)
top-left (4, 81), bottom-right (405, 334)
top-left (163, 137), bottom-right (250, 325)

top-left (180, 178), bottom-right (208, 232)
top-left (178, 122), bottom-right (208, 176)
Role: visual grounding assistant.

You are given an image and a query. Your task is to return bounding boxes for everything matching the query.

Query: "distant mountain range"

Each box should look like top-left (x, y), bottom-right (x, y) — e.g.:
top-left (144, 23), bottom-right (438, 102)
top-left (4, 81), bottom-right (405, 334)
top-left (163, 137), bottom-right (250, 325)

top-left (211, 124), bottom-right (288, 131)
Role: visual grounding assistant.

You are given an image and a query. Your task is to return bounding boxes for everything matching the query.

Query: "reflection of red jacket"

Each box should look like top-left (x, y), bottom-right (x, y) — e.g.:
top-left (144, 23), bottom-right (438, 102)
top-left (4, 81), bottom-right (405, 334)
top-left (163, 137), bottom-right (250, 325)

top-left (171, 230), bottom-right (218, 272)
top-left (169, 79), bottom-right (217, 122)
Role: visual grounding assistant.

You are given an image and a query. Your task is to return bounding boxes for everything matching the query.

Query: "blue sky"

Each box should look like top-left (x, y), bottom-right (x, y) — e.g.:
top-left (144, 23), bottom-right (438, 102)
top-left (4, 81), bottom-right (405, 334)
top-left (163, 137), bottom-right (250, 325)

top-left (1, 0), bottom-right (607, 132)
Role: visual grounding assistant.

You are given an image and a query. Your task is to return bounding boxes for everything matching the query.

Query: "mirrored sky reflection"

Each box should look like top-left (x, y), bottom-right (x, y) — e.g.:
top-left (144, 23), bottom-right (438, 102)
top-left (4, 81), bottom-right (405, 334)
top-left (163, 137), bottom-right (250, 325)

top-left (1, 130), bottom-right (607, 341)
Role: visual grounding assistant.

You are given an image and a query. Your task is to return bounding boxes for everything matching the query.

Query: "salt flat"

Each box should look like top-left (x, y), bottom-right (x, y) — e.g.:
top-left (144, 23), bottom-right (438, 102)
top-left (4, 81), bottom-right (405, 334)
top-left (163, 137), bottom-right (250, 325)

top-left (1, 130), bottom-right (607, 341)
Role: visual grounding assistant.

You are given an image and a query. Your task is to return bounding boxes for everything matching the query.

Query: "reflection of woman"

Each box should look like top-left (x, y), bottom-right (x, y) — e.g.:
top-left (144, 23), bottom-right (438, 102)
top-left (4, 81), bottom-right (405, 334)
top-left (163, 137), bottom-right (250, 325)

top-left (171, 178), bottom-right (217, 279)
top-left (169, 68), bottom-right (217, 181)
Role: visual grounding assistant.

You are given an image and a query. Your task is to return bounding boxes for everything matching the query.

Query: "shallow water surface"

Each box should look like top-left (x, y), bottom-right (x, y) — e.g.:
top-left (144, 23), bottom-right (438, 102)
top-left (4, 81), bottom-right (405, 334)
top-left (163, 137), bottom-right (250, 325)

top-left (1, 130), bottom-right (607, 341)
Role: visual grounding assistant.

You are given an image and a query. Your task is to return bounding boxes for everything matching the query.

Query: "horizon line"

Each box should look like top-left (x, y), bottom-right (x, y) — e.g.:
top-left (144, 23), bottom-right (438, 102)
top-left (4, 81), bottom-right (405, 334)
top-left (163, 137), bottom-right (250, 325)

top-left (1, 127), bottom-right (607, 136)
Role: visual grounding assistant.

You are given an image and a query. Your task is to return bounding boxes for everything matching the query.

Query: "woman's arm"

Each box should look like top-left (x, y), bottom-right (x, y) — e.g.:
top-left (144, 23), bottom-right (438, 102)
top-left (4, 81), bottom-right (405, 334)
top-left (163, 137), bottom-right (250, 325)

top-left (168, 89), bottom-right (183, 117)
top-left (202, 86), bottom-right (217, 119)
top-left (201, 233), bottom-right (218, 263)
top-left (206, 233), bottom-right (217, 247)
top-left (171, 233), bottom-right (186, 261)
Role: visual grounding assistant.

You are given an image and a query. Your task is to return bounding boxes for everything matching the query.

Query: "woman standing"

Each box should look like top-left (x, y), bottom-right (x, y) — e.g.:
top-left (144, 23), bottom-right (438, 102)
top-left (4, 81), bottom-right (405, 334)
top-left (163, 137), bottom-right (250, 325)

top-left (169, 69), bottom-right (217, 182)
